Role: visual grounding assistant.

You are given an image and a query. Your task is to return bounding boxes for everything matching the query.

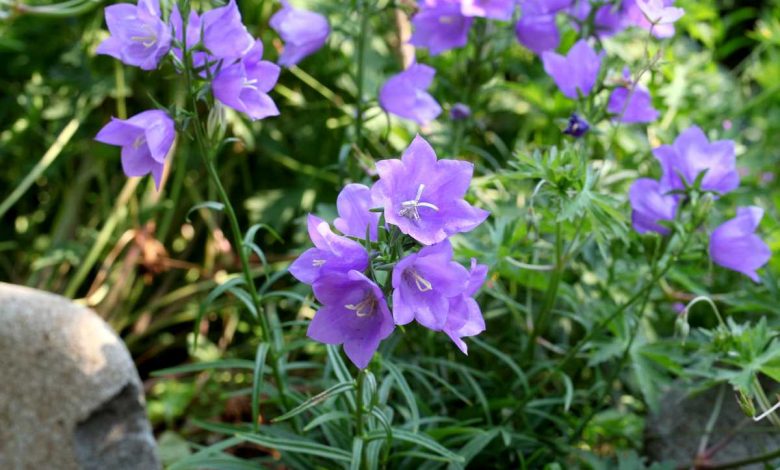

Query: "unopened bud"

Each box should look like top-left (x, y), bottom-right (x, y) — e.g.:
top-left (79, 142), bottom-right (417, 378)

top-left (207, 102), bottom-right (227, 142)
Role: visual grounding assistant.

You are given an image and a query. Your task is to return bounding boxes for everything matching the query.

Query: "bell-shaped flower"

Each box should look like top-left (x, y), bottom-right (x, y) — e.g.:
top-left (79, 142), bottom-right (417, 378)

top-left (569, 0), bottom-right (627, 38)
top-left (624, 0), bottom-right (678, 38)
top-left (289, 215), bottom-right (369, 285)
top-left (444, 259), bottom-right (488, 354)
top-left (371, 135), bottom-right (489, 245)
top-left (629, 178), bottom-right (678, 235)
top-left (95, 110), bottom-right (175, 189)
top-left (269, 0), bottom-right (330, 66)
top-left (308, 270), bottom-right (395, 369)
top-left (654, 126), bottom-right (739, 195)
top-left (334, 184), bottom-right (381, 242)
top-left (410, 0), bottom-right (473, 56)
top-left (200, 0), bottom-right (254, 61)
top-left (515, 0), bottom-right (570, 54)
top-left (212, 40), bottom-right (281, 121)
top-left (636, 0), bottom-right (684, 25)
top-left (461, 0), bottom-right (516, 21)
top-left (542, 39), bottom-right (603, 99)
top-left (96, 0), bottom-right (172, 70)
top-left (709, 207), bottom-right (771, 282)
top-left (379, 63), bottom-right (442, 126)
top-left (391, 240), bottom-right (470, 330)
top-left (607, 70), bottom-right (659, 123)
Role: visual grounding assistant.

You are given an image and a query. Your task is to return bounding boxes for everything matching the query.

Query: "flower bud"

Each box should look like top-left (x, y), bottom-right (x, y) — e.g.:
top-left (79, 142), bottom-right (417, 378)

top-left (736, 388), bottom-right (756, 417)
top-left (207, 102), bottom-right (227, 142)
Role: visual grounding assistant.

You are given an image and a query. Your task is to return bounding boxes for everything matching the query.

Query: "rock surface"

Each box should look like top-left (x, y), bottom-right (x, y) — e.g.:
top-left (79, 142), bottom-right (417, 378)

top-left (646, 384), bottom-right (779, 468)
top-left (0, 283), bottom-right (160, 470)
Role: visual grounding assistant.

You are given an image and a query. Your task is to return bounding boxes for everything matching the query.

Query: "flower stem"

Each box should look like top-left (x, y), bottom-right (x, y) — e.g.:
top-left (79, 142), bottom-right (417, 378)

top-left (354, 369), bottom-right (368, 470)
top-left (525, 221), bottom-right (564, 361)
top-left (353, 0), bottom-right (369, 152)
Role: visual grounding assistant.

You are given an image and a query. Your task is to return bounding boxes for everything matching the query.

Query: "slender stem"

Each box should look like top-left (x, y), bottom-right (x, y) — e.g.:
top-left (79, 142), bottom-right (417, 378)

top-left (701, 447), bottom-right (780, 470)
top-left (354, 0), bottom-right (368, 151)
top-left (697, 384), bottom-right (726, 457)
top-left (525, 221), bottom-right (564, 360)
top-left (355, 369), bottom-right (368, 470)
top-left (181, 22), bottom-right (294, 414)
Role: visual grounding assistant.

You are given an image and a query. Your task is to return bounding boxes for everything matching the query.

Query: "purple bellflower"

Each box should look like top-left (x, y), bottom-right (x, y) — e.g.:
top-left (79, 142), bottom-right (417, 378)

top-left (371, 135), bottom-right (489, 245)
top-left (636, 0), bottom-right (684, 25)
top-left (200, 0), bottom-right (254, 61)
top-left (709, 207), bottom-right (771, 282)
top-left (461, 0), bottom-right (516, 21)
top-left (654, 126), bottom-right (739, 195)
top-left (444, 259), bottom-right (488, 354)
top-left (563, 113), bottom-right (590, 138)
top-left (391, 240), bottom-right (470, 331)
top-left (212, 40), bottom-right (281, 121)
top-left (270, 0), bottom-right (330, 67)
top-left (95, 110), bottom-right (175, 189)
top-left (96, 0), bottom-right (172, 70)
top-left (608, 69), bottom-right (659, 123)
top-left (450, 103), bottom-right (472, 120)
top-left (410, 0), bottom-right (473, 56)
top-left (542, 39), bottom-right (603, 99)
top-left (289, 215), bottom-right (369, 285)
top-left (379, 63), bottom-right (442, 126)
top-left (308, 270), bottom-right (394, 369)
top-left (515, 0), bottom-right (571, 54)
top-left (170, 5), bottom-right (204, 65)
top-left (624, 0), bottom-right (677, 37)
top-left (629, 178), bottom-right (678, 235)
top-left (570, 0), bottom-right (627, 39)
top-left (334, 183), bottom-right (381, 242)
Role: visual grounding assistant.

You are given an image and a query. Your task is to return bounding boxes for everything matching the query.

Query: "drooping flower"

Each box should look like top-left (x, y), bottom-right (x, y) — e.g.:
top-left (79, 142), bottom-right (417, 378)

top-left (629, 178), bottom-right (678, 235)
top-left (334, 184), bottom-right (381, 242)
top-left (379, 64), bottom-right (442, 126)
top-left (391, 240), bottom-right (470, 330)
top-left (96, 0), bottom-right (172, 70)
top-left (654, 126), bottom-right (739, 195)
top-left (461, 0), bottom-right (516, 20)
top-left (95, 110), bottom-right (175, 189)
top-left (563, 113), bottom-right (590, 138)
top-left (709, 207), bottom-right (771, 282)
top-left (515, 0), bottom-right (571, 54)
top-left (607, 70), bottom-right (659, 123)
top-left (289, 215), bottom-right (369, 285)
top-left (308, 270), bottom-right (394, 368)
top-left (444, 259), bottom-right (488, 354)
top-left (450, 103), bottom-right (472, 121)
top-left (410, 0), bottom-right (473, 56)
top-left (636, 0), bottom-right (684, 25)
top-left (371, 135), bottom-right (489, 245)
top-left (542, 39), bottom-right (603, 99)
top-left (200, 0), bottom-right (254, 61)
top-left (212, 40), bottom-right (281, 121)
top-left (269, 0), bottom-right (330, 66)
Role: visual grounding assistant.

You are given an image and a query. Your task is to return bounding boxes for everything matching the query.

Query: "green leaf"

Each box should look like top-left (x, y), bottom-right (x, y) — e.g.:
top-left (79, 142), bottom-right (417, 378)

top-left (251, 343), bottom-right (270, 433)
top-left (366, 429), bottom-right (463, 463)
top-left (302, 411), bottom-right (352, 432)
top-left (350, 437), bottom-right (364, 470)
top-left (384, 362), bottom-right (420, 432)
top-left (236, 432), bottom-right (353, 463)
top-left (194, 276), bottom-right (246, 350)
top-left (272, 381), bottom-right (355, 423)
top-left (448, 429), bottom-right (500, 470)
top-left (186, 201), bottom-right (224, 222)
top-left (152, 359), bottom-right (255, 376)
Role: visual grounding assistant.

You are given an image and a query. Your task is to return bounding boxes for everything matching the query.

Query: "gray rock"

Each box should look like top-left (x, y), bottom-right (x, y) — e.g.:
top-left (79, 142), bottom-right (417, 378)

top-left (0, 283), bottom-right (160, 470)
top-left (645, 384), bottom-right (780, 468)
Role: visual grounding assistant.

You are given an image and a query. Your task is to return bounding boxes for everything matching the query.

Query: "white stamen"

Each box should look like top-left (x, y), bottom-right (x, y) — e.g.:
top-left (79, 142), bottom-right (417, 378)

top-left (131, 26), bottom-right (158, 48)
top-left (406, 269), bottom-right (433, 292)
top-left (312, 259), bottom-right (326, 267)
top-left (399, 184), bottom-right (439, 221)
top-left (345, 295), bottom-right (376, 317)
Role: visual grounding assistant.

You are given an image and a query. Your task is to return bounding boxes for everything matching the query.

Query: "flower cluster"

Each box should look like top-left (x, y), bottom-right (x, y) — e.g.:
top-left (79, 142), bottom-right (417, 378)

top-left (94, 0), bottom-right (329, 188)
top-left (290, 136), bottom-right (490, 368)
top-left (383, 0), bottom-right (682, 129)
top-left (629, 126), bottom-right (771, 282)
